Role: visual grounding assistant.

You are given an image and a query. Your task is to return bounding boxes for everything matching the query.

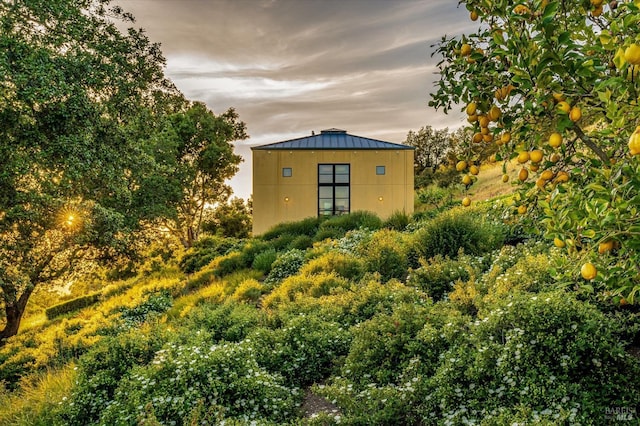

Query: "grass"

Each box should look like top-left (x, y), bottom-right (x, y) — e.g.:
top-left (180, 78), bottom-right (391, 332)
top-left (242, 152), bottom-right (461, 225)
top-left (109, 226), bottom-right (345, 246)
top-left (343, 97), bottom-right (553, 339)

top-left (0, 365), bottom-right (75, 426)
top-left (462, 160), bottom-right (518, 202)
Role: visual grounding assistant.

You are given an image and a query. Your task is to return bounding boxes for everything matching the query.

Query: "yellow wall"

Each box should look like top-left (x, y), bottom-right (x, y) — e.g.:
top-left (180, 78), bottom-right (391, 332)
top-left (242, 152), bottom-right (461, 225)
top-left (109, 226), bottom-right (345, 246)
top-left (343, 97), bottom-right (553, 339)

top-left (252, 149), bottom-right (414, 235)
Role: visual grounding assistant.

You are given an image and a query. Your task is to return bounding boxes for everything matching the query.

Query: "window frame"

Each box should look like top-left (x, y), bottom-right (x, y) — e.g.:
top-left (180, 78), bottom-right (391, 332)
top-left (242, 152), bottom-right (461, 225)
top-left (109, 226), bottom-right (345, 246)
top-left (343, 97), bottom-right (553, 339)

top-left (318, 163), bottom-right (350, 216)
top-left (282, 167), bottom-right (292, 177)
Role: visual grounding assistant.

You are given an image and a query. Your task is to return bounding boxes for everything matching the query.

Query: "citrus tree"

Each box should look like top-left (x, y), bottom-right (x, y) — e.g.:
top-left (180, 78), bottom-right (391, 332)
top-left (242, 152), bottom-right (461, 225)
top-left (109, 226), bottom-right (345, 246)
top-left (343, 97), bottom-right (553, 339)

top-left (430, 0), bottom-right (640, 303)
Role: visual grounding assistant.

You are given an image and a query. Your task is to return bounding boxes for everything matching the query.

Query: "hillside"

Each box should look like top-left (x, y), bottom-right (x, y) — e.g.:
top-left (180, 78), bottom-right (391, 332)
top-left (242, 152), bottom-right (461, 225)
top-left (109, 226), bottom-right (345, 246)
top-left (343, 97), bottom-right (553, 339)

top-left (1, 203), bottom-right (639, 425)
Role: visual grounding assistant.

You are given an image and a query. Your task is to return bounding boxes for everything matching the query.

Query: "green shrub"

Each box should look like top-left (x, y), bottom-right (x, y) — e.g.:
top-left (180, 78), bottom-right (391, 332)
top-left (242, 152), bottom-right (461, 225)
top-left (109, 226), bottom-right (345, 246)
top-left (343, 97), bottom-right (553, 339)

top-left (98, 340), bottom-right (299, 425)
top-left (360, 229), bottom-right (409, 282)
top-left (181, 300), bottom-right (261, 342)
top-left (212, 251), bottom-right (247, 277)
top-left (250, 314), bottom-right (352, 386)
top-left (383, 211), bottom-right (410, 230)
top-left (238, 239), bottom-right (273, 266)
top-left (299, 251), bottom-right (365, 281)
top-left (118, 290), bottom-right (173, 327)
top-left (319, 211), bottom-right (382, 234)
top-left (261, 216), bottom-right (321, 241)
top-left (413, 208), bottom-right (506, 260)
top-left (62, 325), bottom-right (168, 425)
top-left (231, 279), bottom-right (266, 304)
top-left (415, 291), bottom-right (640, 424)
top-left (264, 249), bottom-right (306, 285)
top-left (45, 292), bottom-right (101, 320)
top-left (416, 184), bottom-right (450, 208)
top-left (270, 232), bottom-right (298, 250)
top-left (251, 248), bottom-right (277, 273)
top-left (408, 255), bottom-right (481, 301)
top-left (313, 226), bottom-right (345, 242)
top-left (341, 303), bottom-right (431, 385)
top-left (262, 273), bottom-right (351, 310)
top-left (178, 236), bottom-right (241, 273)
top-left (289, 234), bottom-right (314, 250)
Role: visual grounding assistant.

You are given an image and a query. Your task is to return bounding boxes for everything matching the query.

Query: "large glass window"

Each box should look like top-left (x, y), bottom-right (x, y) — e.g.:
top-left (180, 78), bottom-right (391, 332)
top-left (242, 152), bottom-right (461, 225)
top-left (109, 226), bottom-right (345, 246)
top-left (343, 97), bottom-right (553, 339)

top-left (318, 164), bottom-right (350, 216)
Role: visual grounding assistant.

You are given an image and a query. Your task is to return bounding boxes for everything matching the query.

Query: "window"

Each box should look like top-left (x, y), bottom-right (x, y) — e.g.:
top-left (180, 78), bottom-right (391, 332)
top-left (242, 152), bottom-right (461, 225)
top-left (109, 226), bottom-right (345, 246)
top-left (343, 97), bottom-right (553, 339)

top-left (318, 164), bottom-right (350, 216)
top-left (376, 165), bottom-right (386, 175)
top-left (282, 167), bottom-right (292, 177)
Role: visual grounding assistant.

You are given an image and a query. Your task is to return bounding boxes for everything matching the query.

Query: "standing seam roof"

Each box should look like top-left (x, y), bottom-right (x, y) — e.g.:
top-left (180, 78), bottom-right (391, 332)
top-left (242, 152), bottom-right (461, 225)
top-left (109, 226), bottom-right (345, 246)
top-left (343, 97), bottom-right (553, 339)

top-left (251, 129), bottom-right (413, 150)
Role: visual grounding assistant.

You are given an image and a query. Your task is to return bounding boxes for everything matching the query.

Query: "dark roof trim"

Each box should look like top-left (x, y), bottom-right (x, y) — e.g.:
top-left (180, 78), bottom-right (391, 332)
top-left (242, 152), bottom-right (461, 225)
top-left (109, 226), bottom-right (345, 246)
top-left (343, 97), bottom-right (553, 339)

top-left (251, 129), bottom-right (414, 151)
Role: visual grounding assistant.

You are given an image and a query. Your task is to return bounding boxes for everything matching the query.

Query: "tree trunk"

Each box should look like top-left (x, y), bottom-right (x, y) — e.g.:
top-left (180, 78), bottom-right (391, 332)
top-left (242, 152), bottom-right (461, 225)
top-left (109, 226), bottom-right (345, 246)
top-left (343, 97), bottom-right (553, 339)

top-left (0, 286), bottom-right (35, 344)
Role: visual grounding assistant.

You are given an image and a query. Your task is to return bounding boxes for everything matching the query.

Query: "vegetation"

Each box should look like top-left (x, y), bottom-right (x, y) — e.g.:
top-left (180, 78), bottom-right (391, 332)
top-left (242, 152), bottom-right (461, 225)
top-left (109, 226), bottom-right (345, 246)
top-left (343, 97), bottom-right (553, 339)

top-left (0, 0), bottom-right (247, 341)
top-left (431, 0), bottom-right (640, 304)
top-left (1, 1), bottom-right (639, 425)
top-left (1, 201), bottom-right (638, 424)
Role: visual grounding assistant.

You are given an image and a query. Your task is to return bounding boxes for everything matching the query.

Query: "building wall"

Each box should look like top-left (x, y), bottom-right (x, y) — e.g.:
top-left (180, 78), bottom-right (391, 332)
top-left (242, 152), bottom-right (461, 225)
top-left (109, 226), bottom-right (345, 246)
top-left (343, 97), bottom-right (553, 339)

top-left (252, 149), bottom-right (414, 235)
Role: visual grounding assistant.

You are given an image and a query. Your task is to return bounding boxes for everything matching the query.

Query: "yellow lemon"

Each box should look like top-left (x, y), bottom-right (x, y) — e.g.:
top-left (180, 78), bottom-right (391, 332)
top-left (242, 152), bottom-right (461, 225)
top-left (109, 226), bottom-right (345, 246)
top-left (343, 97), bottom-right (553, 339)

top-left (549, 132), bottom-right (563, 148)
top-left (628, 126), bottom-right (640, 155)
top-left (581, 262), bottom-right (597, 280)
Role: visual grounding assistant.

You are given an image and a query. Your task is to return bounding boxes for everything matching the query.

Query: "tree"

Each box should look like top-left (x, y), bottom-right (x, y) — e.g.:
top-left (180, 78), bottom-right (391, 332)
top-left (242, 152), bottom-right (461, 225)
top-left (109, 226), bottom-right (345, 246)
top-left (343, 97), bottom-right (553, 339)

top-left (0, 0), bottom-right (183, 341)
top-left (160, 103), bottom-right (247, 248)
top-left (201, 197), bottom-right (253, 239)
top-left (430, 0), bottom-right (640, 303)
top-left (404, 126), bottom-right (451, 173)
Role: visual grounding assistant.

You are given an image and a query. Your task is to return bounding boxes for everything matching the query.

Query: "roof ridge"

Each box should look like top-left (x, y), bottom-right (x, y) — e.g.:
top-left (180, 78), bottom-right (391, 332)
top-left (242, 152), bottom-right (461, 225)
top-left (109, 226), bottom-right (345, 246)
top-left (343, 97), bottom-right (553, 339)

top-left (251, 130), bottom-right (413, 151)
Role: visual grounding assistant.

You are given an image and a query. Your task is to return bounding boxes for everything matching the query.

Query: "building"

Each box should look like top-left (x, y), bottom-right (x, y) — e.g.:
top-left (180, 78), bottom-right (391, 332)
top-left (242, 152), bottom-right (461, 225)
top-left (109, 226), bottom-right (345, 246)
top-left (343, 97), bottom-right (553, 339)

top-left (251, 128), bottom-right (414, 235)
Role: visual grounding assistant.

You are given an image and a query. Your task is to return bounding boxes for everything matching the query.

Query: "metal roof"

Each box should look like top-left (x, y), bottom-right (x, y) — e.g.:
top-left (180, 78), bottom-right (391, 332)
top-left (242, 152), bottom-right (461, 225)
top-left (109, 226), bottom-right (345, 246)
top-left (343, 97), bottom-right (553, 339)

top-left (251, 129), bottom-right (413, 151)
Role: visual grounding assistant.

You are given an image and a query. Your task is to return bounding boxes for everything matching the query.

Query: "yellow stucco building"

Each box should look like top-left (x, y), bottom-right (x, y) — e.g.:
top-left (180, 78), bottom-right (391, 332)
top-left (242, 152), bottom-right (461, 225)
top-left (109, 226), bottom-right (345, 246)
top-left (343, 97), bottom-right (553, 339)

top-left (251, 128), bottom-right (414, 235)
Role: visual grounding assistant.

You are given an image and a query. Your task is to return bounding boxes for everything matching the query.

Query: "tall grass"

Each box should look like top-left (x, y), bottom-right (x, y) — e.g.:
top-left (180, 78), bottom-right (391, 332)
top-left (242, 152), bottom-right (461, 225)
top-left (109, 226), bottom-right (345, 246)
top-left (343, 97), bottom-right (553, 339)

top-left (0, 365), bottom-right (75, 426)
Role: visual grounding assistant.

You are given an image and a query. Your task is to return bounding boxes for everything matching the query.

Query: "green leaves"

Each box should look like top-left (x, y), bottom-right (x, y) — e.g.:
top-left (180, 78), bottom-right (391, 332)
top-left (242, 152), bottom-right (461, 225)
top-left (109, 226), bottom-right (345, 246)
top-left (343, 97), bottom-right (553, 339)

top-left (430, 0), bottom-right (640, 303)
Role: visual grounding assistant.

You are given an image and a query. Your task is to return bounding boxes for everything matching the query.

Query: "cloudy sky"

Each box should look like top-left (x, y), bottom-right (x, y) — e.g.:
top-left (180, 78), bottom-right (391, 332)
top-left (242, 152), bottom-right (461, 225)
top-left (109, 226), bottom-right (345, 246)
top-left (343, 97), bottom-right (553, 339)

top-left (116, 0), bottom-right (475, 199)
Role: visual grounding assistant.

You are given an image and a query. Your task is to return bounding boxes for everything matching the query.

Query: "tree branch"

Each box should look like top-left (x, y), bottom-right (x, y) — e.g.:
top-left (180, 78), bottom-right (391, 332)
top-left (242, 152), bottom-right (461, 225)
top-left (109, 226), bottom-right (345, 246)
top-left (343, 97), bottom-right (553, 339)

top-left (573, 125), bottom-right (609, 164)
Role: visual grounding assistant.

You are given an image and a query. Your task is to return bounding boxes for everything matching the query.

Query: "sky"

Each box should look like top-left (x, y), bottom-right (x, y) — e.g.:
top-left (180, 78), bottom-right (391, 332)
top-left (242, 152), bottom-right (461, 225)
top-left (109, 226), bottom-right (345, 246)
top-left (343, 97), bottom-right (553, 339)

top-left (116, 0), bottom-right (476, 199)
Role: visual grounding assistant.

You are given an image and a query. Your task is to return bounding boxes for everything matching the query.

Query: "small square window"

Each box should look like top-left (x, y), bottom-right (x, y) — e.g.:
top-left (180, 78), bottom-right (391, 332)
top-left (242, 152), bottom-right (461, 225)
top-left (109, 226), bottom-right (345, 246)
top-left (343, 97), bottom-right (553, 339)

top-left (376, 165), bottom-right (386, 175)
top-left (282, 167), bottom-right (292, 177)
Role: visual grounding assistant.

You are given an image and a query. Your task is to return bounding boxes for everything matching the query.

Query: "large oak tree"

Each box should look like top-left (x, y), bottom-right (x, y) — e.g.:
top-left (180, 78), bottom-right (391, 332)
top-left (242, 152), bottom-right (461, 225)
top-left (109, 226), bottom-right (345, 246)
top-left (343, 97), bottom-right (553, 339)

top-left (0, 0), bottom-right (244, 340)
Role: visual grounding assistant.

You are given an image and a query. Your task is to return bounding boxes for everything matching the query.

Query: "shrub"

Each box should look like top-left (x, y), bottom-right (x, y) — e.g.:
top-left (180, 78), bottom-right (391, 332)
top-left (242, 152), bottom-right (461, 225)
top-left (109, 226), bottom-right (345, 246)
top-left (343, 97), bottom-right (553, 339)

top-left (252, 248), bottom-right (277, 273)
top-left (407, 255), bottom-right (481, 301)
top-left (383, 211), bottom-right (410, 230)
top-left (261, 273), bottom-right (351, 310)
top-left (211, 251), bottom-right (246, 277)
top-left (313, 226), bottom-right (345, 242)
top-left (341, 303), bottom-right (431, 385)
top-left (250, 314), bottom-right (352, 386)
top-left (319, 211), bottom-right (382, 234)
top-left (62, 325), bottom-right (168, 425)
top-left (261, 217), bottom-right (321, 241)
top-left (231, 279), bottom-right (265, 304)
top-left (299, 251), bottom-right (365, 281)
top-left (178, 236), bottom-right (241, 273)
top-left (45, 292), bottom-right (101, 320)
top-left (289, 234), bottom-right (314, 250)
top-left (118, 290), bottom-right (173, 327)
top-left (415, 291), bottom-right (640, 424)
top-left (264, 249), bottom-right (306, 285)
top-left (413, 207), bottom-right (505, 260)
top-left (97, 340), bottom-right (299, 425)
top-left (275, 280), bottom-right (429, 329)
top-left (238, 240), bottom-right (274, 266)
top-left (181, 300), bottom-right (262, 343)
top-left (359, 229), bottom-right (409, 282)
top-left (416, 184), bottom-right (450, 208)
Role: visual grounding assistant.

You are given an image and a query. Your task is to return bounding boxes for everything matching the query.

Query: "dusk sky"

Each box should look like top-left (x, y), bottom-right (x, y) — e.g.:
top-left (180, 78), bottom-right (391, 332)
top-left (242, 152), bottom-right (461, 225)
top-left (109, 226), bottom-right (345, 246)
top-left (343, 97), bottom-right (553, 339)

top-left (116, 0), bottom-right (476, 199)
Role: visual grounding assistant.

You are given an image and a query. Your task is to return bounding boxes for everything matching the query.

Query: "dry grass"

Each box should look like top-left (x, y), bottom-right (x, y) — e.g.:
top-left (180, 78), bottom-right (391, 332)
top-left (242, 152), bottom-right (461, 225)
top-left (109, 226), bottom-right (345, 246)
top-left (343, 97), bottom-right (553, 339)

top-left (460, 160), bottom-right (518, 202)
